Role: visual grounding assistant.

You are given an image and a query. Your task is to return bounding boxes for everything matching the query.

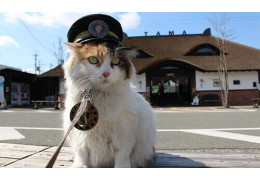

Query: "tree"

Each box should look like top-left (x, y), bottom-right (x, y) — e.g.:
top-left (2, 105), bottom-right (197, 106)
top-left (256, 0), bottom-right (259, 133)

top-left (52, 38), bottom-right (69, 65)
top-left (209, 13), bottom-right (234, 108)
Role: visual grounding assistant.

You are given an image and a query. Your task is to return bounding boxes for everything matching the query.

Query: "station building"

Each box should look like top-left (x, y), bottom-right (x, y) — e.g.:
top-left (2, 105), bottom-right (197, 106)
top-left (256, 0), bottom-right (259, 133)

top-left (39, 28), bottom-right (260, 107)
top-left (123, 28), bottom-right (260, 106)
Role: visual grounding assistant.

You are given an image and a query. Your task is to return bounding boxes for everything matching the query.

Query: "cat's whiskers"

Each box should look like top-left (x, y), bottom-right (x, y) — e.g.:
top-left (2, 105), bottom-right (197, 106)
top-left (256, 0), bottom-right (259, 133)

top-left (76, 76), bottom-right (99, 92)
top-left (76, 79), bottom-right (92, 89)
top-left (75, 74), bottom-right (92, 84)
top-left (75, 74), bottom-right (97, 84)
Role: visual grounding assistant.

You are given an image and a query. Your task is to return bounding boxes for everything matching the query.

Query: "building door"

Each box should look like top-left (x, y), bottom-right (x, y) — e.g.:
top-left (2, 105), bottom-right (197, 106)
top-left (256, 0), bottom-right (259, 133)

top-left (150, 76), bottom-right (191, 106)
top-left (146, 61), bottom-right (195, 106)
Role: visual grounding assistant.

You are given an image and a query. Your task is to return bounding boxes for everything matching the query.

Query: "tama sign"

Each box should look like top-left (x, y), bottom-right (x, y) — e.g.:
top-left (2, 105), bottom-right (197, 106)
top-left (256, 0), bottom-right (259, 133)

top-left (143, 28), bottom-right (211, 37)
top-left (144, 30), bottom-right (188, 37)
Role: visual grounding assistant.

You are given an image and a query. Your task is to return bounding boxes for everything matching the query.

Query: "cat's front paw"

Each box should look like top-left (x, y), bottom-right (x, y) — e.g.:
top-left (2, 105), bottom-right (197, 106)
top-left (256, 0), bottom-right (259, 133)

top-left (71, 163), bottom-right (88, 168)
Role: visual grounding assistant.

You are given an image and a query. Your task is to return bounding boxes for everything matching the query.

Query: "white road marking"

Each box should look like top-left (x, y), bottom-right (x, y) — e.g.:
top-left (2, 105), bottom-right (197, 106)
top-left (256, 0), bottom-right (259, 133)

top-left (157, 127), bottom-right (260, 132)
top-left (0, 127), bottom-right (25, 141)
top-left (182, 129), bottom-right (260, 144)
top-left (158, 127), bottom-right (260, 144)
top-left (1, 127), bottom-right (63, 131)
top-left (155, 109), bottom-right (257, 113)
top-left (0, 110), bottom-right (15, 113)
top-left (37, 110), bottom-right (60, 113)
top-left (0, 110), bottom-right (59, 113)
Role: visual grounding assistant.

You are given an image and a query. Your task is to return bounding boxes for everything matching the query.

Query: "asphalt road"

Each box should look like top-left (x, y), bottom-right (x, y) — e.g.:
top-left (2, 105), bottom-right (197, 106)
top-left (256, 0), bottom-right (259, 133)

top-left (1, 108), bottom-right (260, 151)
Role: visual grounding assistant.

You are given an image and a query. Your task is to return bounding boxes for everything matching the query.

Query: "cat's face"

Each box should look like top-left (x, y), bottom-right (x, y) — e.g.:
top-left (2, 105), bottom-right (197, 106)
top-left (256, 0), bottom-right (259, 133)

top-left (65, 42), bottom-right (136, 91)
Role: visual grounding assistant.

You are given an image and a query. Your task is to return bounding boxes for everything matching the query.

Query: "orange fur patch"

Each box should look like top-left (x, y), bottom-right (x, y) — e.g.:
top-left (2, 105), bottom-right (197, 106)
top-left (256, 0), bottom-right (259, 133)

top-left (67, 42), bottom-right (109, 69)
top-left (78, 43), bottom-right (108, 63)
top-left (67, 54), bottom-right (77, 69)
top-left (128, 62), bottom-right (133, 78)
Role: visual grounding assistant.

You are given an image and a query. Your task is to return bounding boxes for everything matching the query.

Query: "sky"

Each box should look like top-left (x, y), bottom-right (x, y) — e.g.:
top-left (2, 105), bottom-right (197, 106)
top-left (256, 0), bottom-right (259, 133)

top-left (0, 6), bottom-right (259, 74)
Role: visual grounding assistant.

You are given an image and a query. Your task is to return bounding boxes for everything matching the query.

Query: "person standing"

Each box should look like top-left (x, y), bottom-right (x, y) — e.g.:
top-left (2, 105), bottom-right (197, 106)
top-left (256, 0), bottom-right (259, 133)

top-left (157, 81), bottom-right (165, 106)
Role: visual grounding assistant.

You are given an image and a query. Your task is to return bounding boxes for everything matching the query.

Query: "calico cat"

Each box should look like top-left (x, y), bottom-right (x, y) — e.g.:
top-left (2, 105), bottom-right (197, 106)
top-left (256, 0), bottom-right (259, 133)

top-left (63, 41), bottom-right (156, 168)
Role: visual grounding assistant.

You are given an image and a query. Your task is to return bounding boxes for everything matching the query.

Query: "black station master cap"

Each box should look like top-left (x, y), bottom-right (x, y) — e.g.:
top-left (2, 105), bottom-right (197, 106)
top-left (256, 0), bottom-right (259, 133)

top-left (67, 14), bottom-right (123, 46)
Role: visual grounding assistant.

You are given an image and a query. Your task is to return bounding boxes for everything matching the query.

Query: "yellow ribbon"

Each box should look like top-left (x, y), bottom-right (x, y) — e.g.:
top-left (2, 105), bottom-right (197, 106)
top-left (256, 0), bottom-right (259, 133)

top-left (74, 31), bottom-right (119, 42)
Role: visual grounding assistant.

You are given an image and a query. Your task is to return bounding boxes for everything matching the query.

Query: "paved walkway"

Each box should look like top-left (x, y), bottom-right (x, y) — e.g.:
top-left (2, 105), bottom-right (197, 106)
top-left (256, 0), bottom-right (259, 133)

top-left (1, 143), bottom-right (260, 168)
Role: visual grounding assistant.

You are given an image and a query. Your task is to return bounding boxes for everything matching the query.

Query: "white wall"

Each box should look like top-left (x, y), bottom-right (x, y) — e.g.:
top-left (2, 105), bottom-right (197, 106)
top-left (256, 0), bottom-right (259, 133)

top-left (196, 70), bottom-right (258, 91)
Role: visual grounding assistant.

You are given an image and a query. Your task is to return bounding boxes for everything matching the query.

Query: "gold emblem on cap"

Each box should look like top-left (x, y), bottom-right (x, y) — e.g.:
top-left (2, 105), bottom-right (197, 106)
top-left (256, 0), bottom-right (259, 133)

top-left (96, 25), bottom-right (102, 34)
top-left (88, 20), bottom-right (109, 38)
top-left (74, 20), bottom-right (119, 42)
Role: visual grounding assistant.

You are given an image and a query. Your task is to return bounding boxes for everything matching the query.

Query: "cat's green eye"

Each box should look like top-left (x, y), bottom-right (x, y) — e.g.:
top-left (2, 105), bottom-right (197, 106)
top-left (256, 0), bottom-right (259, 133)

top-left (111, 57), bottom-right (120, 65)
top-left (88, 56), bottom-right (99, 64)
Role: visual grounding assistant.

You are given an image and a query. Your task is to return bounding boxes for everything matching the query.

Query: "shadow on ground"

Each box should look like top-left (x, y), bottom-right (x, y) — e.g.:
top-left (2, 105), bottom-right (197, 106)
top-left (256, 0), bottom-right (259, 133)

top-left (153, 152), bottom-right (207, 168)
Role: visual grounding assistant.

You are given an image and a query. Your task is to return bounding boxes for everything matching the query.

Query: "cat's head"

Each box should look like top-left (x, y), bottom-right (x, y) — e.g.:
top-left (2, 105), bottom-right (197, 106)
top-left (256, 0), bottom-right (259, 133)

top-left (64, 41), bottom-right (138, 91)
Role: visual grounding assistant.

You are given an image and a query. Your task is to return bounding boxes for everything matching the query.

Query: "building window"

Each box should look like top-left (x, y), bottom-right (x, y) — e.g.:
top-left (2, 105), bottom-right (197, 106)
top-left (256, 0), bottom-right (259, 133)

top-left (197, 47), bottom-right (215, 54)
top-left (233, 80), bottom-right (240, 85)
top-left (185, 44), bottom-right (227, 56)
top-left (253, 82), bottom-right (257, 87)
top-left (213, 79), bottom-right (221, 87)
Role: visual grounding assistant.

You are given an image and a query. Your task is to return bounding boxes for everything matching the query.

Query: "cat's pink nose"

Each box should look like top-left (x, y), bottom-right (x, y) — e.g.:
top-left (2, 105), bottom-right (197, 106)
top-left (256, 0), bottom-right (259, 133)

top-left (102, 72), bottom-right (110, 78)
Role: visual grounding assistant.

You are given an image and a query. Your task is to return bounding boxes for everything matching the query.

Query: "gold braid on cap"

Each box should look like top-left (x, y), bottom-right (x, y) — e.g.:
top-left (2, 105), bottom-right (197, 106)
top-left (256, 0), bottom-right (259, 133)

top-left (74, 31), bottom-right (119, 42)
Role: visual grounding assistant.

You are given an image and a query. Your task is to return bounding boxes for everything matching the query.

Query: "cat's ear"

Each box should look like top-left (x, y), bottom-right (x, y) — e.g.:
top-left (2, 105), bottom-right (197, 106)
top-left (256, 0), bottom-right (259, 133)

top-left (63, 42), bottom-right (84, 51)
top-left (117, 46), bottom-right (153, 58)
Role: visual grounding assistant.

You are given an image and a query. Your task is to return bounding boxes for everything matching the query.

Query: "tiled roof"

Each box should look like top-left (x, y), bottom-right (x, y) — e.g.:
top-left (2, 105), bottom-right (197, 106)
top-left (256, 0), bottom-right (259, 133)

top-left (122, 35), bottom-right (260, 73)
top-left (38, 64), bottom-right (64, 77)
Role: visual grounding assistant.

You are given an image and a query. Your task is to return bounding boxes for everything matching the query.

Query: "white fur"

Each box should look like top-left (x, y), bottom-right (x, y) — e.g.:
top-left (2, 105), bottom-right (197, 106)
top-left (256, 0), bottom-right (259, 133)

top-left (63, 49), bottom-right (156, 168)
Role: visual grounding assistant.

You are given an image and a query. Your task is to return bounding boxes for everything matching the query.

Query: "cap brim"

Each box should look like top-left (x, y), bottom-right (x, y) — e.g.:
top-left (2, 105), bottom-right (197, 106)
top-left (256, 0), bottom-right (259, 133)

top-left (77, 37), bottom-right (121, 46)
